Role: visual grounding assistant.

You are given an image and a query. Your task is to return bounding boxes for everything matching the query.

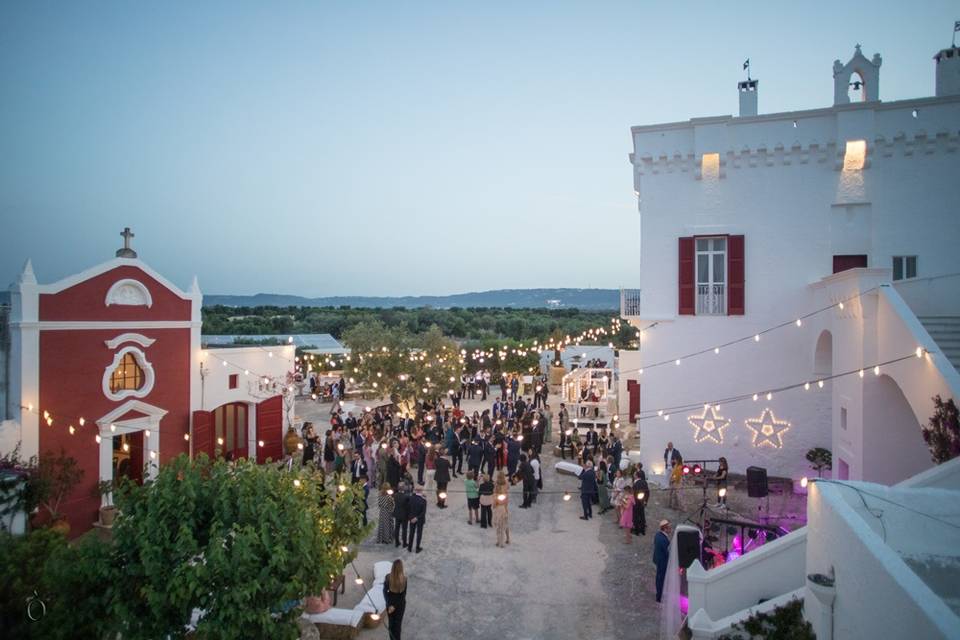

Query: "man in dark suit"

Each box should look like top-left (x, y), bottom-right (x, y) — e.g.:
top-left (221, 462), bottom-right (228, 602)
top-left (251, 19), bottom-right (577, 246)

top-left (467, 438), bottom-right (483, 475)
top-left (577, 461), bottom-right (598, 520)
top-left (653, 520), bottom-right (672, 602)
top-left (349, 451), bottom-right (368, 484)
top-left (482, 437), bottom-right (496, 478)
top-left (516, 454), bottom-right (536, 508)
top-left (610, 434), bottom-right (623, 472)
top-left (632, 466), bottom-right (649, 536)
top-left (406, 487), bottom-right (427, 553)
top-left (434, 451), bottom-right (451, 509)
top-left (664, 442), bottom-right (682, 469)
top-left (393, 489), bottom-right (410, 549)
top-left (506, 435), bottom-right (521, 477)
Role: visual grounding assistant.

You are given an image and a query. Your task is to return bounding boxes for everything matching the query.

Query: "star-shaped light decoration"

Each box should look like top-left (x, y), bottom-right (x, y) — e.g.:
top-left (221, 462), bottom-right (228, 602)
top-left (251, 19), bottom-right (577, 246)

top-left (688, 405), bottom-right (731, 444)
top-left (744, 408), bottom-right (791, 448)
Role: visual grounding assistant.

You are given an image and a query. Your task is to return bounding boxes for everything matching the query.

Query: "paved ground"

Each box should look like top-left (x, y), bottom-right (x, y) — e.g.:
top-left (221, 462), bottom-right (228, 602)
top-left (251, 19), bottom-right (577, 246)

top-left (298, 391), bottom-right (807, 640)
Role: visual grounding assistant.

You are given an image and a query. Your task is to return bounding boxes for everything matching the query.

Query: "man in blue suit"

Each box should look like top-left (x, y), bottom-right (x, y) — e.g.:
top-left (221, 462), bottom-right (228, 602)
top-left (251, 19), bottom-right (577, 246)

top-left (577, 461), bottom-right (598, 520)
top-left (653, 519), bottom-right (672, 602)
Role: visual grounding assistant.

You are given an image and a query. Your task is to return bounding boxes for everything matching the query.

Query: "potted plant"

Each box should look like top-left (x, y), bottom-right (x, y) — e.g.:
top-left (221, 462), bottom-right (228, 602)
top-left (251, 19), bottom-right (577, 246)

top-left (32, 448), bottom-right (84, 534)
top-left (923, 395), bottom-right (960, 464)
top-left (93, 479), bottom-right (118, 526)
top-left (805, 447), bottom-right (832, 478)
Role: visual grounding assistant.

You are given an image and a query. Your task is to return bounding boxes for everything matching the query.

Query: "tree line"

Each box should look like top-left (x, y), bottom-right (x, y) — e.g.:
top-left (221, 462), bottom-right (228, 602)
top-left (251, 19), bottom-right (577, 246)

top-left (202, 305), bottom-right (629, 344)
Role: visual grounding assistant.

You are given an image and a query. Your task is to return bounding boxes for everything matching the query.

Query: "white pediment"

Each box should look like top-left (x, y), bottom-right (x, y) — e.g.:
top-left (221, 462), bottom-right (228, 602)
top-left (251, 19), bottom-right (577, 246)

top-left (96, 399), bottom-right (168, 430)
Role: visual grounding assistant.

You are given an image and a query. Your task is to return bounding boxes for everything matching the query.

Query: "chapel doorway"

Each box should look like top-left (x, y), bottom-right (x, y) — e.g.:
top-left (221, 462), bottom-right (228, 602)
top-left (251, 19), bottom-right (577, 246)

top-left (113, 431), bottom-right (144, 484)
top-left (213, 402), bottom-right (249, 461)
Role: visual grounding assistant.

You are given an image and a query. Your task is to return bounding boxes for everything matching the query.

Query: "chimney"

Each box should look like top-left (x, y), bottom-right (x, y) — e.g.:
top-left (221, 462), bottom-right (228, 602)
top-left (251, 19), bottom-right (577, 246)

top-left (738, 79), bottom-right (758, 117)
top-left (934, 46), bottom-right (960, 97)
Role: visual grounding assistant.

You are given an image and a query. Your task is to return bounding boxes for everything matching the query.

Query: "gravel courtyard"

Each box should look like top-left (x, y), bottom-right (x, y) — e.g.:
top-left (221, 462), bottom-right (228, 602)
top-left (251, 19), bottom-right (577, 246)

top-left (299, 392), bottom-right (672, 640)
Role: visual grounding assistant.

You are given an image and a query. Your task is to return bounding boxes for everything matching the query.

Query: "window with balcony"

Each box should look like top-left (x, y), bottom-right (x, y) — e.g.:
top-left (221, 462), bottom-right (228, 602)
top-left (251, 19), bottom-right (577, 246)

top-left (679, 235), bottom-right (744, 316)
top-left (696, 237), bottom-right (727, 315)
top-left (892, 256), bottom-right (917, 281)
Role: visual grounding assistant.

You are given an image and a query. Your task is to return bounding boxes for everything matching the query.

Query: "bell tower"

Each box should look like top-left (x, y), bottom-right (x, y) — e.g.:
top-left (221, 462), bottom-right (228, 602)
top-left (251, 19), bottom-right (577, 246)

top-left (833, 44), bottom-right (882, 105)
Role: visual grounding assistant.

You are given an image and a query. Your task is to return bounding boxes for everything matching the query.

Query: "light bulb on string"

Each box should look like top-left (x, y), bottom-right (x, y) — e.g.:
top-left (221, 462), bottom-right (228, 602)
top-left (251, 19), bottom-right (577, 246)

top-left (858, 369), bottom-right (864, 378)
top-left (754, 334), bottom-right (760, 342)
top-left (752, 393), bottom-right (759, 401)
top-left (873, 365), bottom-right (880, 376)
top-left (817, 380), bottom-right (824, 389)
top-left (95, 434), bottom-right (102, 444)
top-left (795, 319), bottom-right (802, 327)
top-left (714, 347), bottom-right (720, 355)
top-left (804, 382), bottom-right (810, 391)
top-left (766, 392), bottom-right (773, 401)
top-left (563, 493), bottom-right (571, 502)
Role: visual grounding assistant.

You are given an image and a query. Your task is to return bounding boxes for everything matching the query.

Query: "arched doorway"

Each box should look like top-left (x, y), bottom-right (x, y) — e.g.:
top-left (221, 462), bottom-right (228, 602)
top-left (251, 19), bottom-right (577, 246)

top-left (213, 402), bottom-right (250, 461)
top-left (862, 374), bottom-right (932, 484)
top-left (814, 330), bottom-right (833, 378)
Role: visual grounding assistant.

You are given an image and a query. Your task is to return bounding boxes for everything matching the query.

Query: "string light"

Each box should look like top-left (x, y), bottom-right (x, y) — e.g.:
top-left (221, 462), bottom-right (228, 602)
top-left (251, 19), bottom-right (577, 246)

top-left (795, 319), bottom-right (802, 327)
top-left (95, 434), bottom-right (102, 444)
top-left (800, 477), bottom-right (809, 488)
top-left (754, 334), bottom-right (760, 342)
top-left (874, 365), bottom-right (880, 376)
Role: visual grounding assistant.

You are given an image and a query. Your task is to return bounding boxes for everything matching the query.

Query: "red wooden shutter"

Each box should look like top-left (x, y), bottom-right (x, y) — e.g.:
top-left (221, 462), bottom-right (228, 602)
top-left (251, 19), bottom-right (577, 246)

top-left (678, 237), bottom-right (695, 315)
top-left (192, 410), bottom-right (214, 460)
top-left (256, 396), bottom-right (284, 464)
top-left (728, 235), bottom-right (745, 315)
top-left (627, 379), bottom-right (641, 422)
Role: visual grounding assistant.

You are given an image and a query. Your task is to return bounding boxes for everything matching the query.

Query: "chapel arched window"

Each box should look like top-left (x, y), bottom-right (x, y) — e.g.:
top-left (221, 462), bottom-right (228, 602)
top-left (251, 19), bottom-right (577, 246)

top-left (110, 352), bottom-right (145, 393)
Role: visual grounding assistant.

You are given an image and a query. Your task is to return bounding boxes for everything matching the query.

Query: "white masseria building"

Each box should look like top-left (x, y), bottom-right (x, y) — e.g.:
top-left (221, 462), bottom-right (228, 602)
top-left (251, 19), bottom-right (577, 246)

top-left (618, 44), bottom-right (960, 486)
top-left (618, 44), bottom-right (960, 639)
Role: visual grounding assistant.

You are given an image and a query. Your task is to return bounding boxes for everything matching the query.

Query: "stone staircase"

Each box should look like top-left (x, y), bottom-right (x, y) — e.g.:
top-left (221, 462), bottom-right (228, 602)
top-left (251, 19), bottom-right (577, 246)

top-left (918, 316), bottom-right (960, 373)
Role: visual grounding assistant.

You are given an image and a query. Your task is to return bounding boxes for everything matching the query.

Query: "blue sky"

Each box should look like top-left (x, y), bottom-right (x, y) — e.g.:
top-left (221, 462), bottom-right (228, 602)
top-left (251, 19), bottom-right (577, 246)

top-left (1, 1), bottom-right (955, 296)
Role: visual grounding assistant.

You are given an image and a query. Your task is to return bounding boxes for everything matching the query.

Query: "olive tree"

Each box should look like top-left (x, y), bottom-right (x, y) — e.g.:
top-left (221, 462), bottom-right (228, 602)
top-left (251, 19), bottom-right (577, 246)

top-left (342, 320), bottom-right (463, 414)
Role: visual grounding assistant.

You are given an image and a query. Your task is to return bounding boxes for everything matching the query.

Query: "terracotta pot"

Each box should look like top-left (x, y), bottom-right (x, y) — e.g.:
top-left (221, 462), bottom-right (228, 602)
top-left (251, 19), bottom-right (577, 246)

top-left (50, 517), bottom-right (70, 536)
top-left (99, 505), bottom-right (118, 527)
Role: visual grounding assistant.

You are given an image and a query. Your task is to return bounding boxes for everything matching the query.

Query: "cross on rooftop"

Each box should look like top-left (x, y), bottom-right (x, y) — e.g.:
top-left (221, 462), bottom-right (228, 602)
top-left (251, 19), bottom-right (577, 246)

top-left (116, 227), bottom-right (138, 258)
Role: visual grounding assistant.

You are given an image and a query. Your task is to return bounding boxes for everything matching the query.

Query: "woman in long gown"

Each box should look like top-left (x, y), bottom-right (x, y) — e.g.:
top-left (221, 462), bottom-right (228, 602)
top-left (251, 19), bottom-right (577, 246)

top-left (376, 483), bottom-right (395, 543)
top-left (597, 458), bottom-right (612, 514)
top-left (383, 560), bottom-right (407, 640)
top-left (492, 472), bottom-right (511, 548)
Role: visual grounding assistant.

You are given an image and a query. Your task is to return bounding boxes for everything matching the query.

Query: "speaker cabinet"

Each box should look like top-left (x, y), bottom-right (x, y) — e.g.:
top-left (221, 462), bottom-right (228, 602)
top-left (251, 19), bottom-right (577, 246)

top-left (746, 466), bottom-right (768, 498)
top-left (676, 529), bottom-right (701, 569)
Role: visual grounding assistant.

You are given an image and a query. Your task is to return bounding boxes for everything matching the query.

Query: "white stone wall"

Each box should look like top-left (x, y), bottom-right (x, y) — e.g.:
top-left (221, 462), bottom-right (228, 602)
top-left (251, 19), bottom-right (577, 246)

top-left (199, 345), bottom-right (294, 411)
top-left (805, 480), bottom-right (960, 640)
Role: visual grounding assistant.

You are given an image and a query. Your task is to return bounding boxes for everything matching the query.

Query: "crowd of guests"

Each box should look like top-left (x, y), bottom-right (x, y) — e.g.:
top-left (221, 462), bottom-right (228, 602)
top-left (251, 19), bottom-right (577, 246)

top-left (296, 376), bottom-right (712, 626)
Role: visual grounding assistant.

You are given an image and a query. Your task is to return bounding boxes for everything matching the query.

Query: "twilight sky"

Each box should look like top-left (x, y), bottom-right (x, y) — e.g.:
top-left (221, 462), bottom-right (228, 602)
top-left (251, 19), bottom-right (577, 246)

top-left (1, 1), bottom-right (955, 296)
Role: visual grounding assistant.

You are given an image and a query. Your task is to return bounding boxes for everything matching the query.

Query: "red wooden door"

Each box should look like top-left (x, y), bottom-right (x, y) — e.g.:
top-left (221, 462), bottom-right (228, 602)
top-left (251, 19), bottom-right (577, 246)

top-left (257, 396), bottom-right (284, 464)
top-left (213, 403), bottom-right (249, 461)
top-left (627, 379), bottom-right (641, 423)
top-left (192, 410), bottom-right (214, 460)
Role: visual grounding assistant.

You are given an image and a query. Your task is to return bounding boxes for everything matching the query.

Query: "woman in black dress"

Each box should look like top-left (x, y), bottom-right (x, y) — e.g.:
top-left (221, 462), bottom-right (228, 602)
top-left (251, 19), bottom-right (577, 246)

top-left (383, 559), bottom-right (407, 640)
top-left (715, 457), bottom-right (729, 507)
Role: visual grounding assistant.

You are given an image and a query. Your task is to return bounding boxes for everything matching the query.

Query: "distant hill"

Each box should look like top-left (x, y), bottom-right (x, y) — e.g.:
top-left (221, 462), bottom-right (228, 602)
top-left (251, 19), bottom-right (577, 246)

top-left (204, 288), bottom-right (620, 310)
